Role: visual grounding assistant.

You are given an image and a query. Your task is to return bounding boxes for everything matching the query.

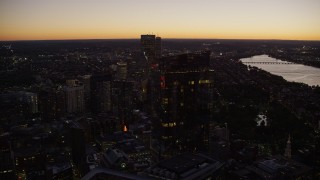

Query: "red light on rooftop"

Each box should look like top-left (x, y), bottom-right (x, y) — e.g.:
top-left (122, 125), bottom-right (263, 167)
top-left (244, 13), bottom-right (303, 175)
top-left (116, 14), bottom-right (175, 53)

top-left (160, 76), bottom-right (165, 89)
top-left (151, 63), bottom-right (158, 69)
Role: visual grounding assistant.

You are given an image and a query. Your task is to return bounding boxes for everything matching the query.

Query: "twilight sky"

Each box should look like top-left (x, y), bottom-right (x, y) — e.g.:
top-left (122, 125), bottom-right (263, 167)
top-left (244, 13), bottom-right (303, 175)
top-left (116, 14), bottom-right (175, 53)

top-left (1, 0), bottom-right (320, 41)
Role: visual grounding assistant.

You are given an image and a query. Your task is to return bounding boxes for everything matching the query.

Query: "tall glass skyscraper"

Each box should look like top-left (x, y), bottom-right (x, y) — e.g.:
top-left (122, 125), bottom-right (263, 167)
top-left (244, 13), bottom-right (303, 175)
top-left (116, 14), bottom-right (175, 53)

top-left (141, 34), bottom-right (161, 64)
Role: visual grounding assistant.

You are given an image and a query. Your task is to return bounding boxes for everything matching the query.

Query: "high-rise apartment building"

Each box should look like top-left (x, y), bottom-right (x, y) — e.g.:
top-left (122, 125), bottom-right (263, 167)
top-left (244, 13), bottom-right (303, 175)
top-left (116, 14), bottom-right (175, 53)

top-left (64, 80), bottom-right (85, 114)
top-left (116, 62), bottom-right (128, 80)
top-left (81, 75), bottom-right (91, 113)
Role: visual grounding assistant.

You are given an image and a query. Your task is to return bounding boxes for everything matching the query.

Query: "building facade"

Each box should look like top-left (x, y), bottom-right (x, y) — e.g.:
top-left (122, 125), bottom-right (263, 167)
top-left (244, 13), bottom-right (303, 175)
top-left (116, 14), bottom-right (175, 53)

top-left (158, 51), bottom-right (215, 152)
top-left (64, 80), bottom-right (85, 114)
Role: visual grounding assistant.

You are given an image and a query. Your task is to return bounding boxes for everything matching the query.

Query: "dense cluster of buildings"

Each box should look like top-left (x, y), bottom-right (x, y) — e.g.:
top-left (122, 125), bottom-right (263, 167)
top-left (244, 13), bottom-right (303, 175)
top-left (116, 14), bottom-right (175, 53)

top-left (0, 36), bottom-right (319, 179)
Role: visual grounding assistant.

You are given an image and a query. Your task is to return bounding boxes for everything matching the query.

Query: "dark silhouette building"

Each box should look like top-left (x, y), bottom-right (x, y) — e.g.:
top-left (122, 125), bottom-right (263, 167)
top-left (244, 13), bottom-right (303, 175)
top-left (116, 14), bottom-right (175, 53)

top-left (141, 34), bottom-right (162, 64)
top-left (90, 74), bottom-right (112, 113)
top-left (142, 153), bottom-right (224, 180)
top-left (155, 36), bottom-right (162, 60)
top-left (39, 87), bottom-right (66, 122)
top-left (0, 133), bottom-right (15, 179)
top-left (14, 148), bottom-right (47, 180)
top-left (158, 51), bottom-right (215, 152)
top-left (70, 122), bottom-right (87, 177)
top-left (111, 80), bottom-right (134, 126)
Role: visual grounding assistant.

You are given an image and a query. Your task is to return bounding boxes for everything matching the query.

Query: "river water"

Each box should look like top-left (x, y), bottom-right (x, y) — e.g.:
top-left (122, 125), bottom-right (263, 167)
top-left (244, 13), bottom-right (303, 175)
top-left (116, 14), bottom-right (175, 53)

top-left (240, 55), bottom-right (320, 86)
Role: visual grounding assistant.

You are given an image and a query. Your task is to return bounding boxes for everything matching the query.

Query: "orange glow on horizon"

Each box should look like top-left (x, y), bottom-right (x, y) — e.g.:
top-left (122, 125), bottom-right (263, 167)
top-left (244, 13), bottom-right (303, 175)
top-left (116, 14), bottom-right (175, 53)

top-left (1, 33), bottom-right (319, 41)
top-left (1, 0), bottom-right (320, 41)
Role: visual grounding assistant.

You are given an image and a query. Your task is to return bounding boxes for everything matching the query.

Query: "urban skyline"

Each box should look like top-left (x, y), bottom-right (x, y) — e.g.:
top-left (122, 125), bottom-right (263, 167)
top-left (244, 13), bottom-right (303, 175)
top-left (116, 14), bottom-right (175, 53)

top-left (1, 0), bottom-right (320, 179)
top-left (1, 0), bottom-right (320, 41)
top-left (1, 33), bottom-right (320, 179)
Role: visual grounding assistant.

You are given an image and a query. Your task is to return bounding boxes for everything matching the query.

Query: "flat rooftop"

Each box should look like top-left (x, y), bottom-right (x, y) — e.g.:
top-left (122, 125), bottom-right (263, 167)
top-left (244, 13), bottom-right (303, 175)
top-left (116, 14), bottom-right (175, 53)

top-left (158, 153), bottom-right (207, 174)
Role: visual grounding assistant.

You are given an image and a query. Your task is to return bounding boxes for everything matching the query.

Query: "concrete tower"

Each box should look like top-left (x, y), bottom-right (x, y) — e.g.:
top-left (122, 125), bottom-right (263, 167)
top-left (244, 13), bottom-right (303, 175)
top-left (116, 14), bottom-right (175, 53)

top-left (284, 134), bottom-right (292, 159)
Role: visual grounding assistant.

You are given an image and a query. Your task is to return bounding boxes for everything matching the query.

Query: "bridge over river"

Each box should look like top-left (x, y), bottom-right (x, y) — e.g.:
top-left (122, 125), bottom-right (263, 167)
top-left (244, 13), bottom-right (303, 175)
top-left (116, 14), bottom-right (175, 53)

top-left (240, 55), bottom-right (320, 86)
top-left (242, 61), bottom-right (296, 65)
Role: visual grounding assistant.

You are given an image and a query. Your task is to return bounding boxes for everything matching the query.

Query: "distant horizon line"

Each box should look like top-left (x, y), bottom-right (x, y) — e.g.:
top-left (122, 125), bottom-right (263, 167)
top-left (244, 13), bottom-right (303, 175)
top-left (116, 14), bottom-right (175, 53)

top-left (1, 37), bottom-right (319, 42)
